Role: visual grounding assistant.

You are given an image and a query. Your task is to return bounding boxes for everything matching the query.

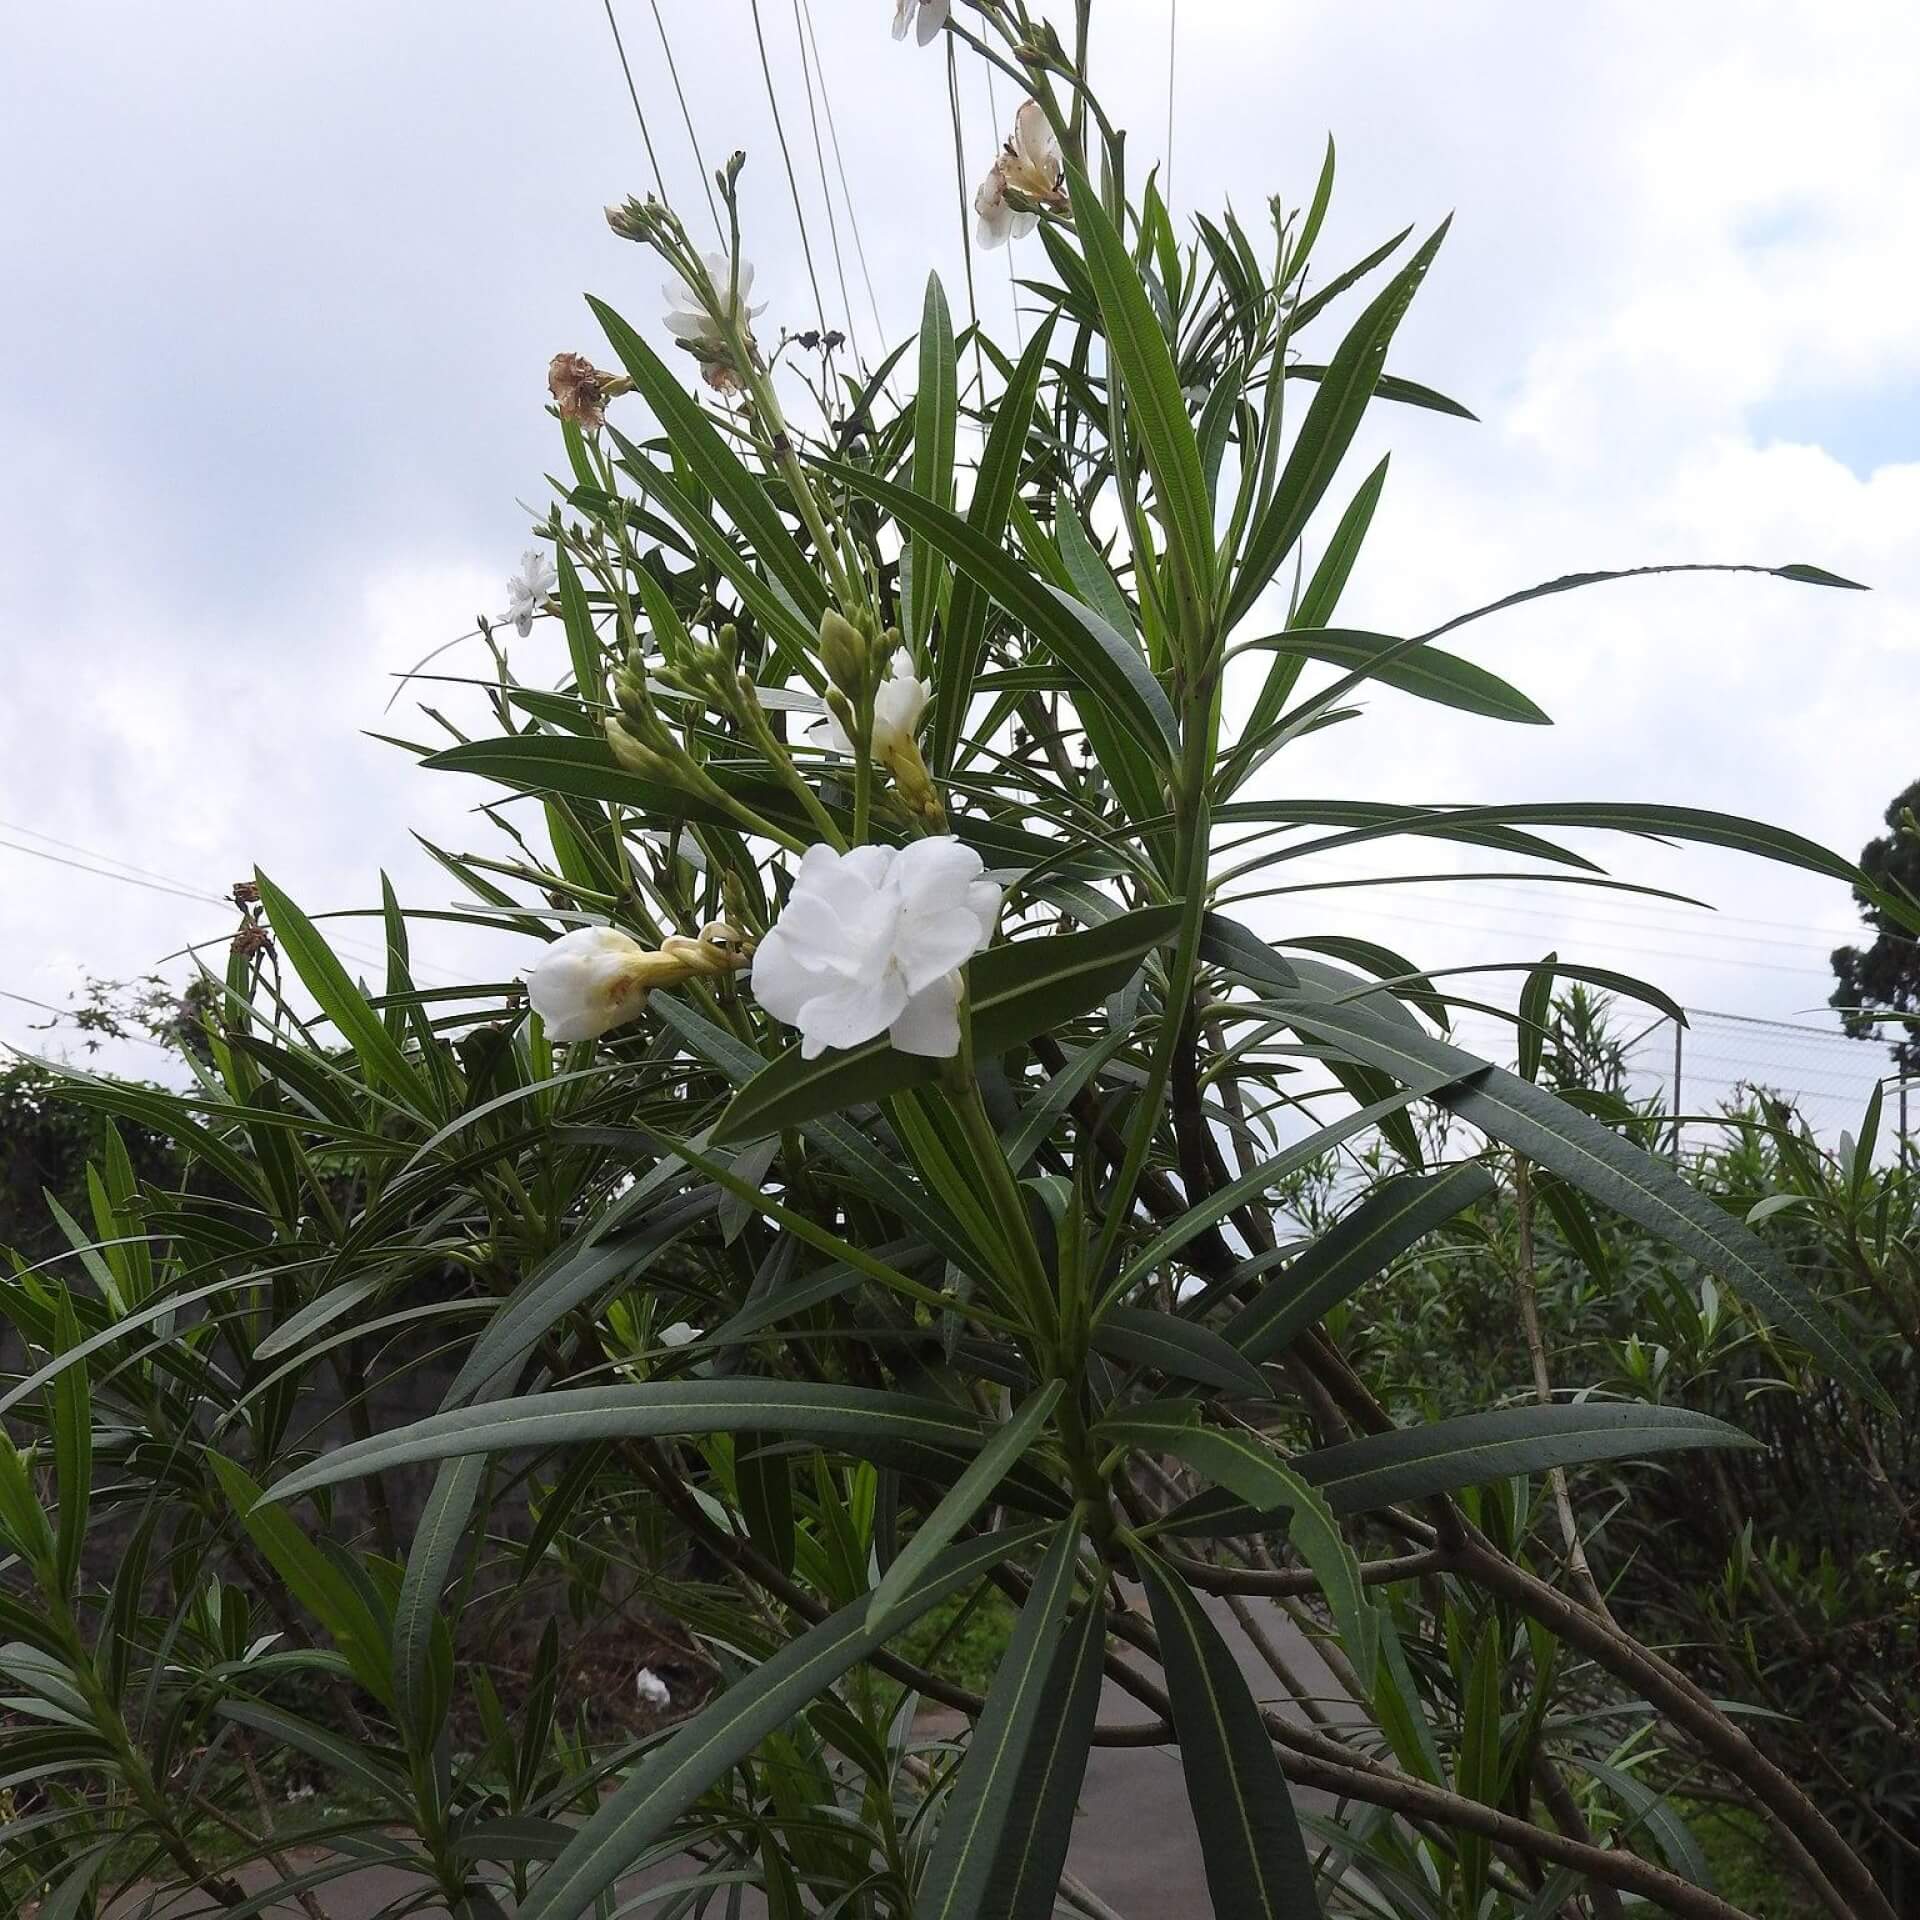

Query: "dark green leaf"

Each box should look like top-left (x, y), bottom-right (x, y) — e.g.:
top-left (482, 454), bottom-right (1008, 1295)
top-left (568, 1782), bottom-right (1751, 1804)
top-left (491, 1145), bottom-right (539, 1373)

top-left (1296, 1402), bottom-right (1761, 1516)
top-left (1232, 220), bottom-right (1450, 629)
top-left (1135, 1547), bottom-right (1323, 1918)
top-left (1065, 160), bottom-right (1215, 610)
top-left (822, 460), bottom-right (1180, 762)
top-left (915, 1521), bottom-right (1083, 1920)
top-left (1093, 1308), bottom-right (1273, 1398)
top-left (1225, 1163), bottom-right (1496, 1362)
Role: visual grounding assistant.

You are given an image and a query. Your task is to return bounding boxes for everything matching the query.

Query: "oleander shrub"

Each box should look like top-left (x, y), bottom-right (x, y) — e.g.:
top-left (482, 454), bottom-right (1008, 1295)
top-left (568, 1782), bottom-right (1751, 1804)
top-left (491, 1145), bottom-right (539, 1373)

top-left (4, 8), bottom-right (1912, 1919)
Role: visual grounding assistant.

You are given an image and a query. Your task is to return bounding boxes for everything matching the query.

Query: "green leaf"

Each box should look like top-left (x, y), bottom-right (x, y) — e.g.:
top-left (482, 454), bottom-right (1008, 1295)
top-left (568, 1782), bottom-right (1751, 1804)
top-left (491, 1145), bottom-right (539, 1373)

top-left (445, 1195), bottom-right (715, 1405)
top-left (393, 1447), bottom-right (485, 1755)
top-left (1093, 1307), bottom-right (1273, 1398)
top-left (714, 906), bottom-right (1181, 1144)
top-left (1284, 363), bottom-right (1477, 420)
top-left (1225, 1164), bottom-right (1496, 1362)
top-left (589, 295), bottom-right (829, 628)
top-left (262, 1383), bottom-right (1057, 1509)
top-left (518, 1530), bottom-right (1043, 1920)
top-left (1295, 1402), bottom-right (1760, 1516)
top-left (822, 459), bottom-right (1180, 761)
top-left (1134, 1546), bottom-right (1324, 1918)
top-left (0, 1431), bottom-right (55, 1576)
top-left (1064, 159), bottom-right (1215, 611)
top-left (1225, 458), bottom-right (1388, 792)
top-left (209, 1456), bottom-right (393, 1706)
top-left (218, 1699), bottom-right (412, 1814)
top-left (553, 546), bottom-right (604, 707)
top-left (48, 1290), bottom-right (89, 1600)
top-left (1276, 993), bottom-right (1886, 1407)
top-left (980, 1594), bottom-right (1106, 1920)
top-left (255, 871), bottom-right (433, 1111)
top-left (914, 1520), bottom-right (1083, 1920)
top-left (1455, 1619), bottom-right (1502, 1904)
top-left (1234, 628), bottom-right (1548, 725)
top-left (1111, 1413), bottom-right (1376, 1691)
top-left (932, 314), bottom-right (1058, 777)
top-left (870, 1384), bottom-right (1063, 1631)
top-left (908, 273), bottom-right (959, 657)
top-left (1198, 911), bottom-right (1300, 991)
top-left (1231, 219), bottom-right (1450, 629)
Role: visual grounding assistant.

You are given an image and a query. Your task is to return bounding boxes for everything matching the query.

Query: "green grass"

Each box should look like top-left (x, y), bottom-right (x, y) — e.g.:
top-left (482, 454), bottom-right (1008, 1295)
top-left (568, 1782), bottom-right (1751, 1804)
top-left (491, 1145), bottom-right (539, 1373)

top-left (893, 1585), bottom-right (1018, 1697)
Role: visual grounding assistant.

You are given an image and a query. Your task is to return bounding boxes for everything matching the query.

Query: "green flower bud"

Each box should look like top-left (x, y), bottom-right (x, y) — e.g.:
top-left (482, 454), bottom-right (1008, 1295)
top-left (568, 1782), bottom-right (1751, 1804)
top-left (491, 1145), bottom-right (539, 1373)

top-left (605, 718), bottom-right (675, 781)
top-left (818, 609), bottom-right (868, 697)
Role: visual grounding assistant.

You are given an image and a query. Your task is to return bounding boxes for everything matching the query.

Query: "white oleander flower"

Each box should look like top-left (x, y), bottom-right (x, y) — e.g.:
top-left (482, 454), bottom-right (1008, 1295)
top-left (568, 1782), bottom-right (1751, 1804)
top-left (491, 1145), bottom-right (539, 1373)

top-left (524, 923), bottom-right (745, 1043)
top-left (504, 548), bottom-right (557, 637)
top-left (657, 1321), bottom-right (700, 1348)
top-left (634, 1666), bottom-right (672, 1709)
top-left (892, 0), bottom-right (948, 45)
top-left (662, 253), bottom-right (766, 354)
top-left (811, 648), bottom-right (930, 758)
top-left (974, 101), bottom-right (1063, 249)
top-left (751, 838), bottom-right (999, 1059)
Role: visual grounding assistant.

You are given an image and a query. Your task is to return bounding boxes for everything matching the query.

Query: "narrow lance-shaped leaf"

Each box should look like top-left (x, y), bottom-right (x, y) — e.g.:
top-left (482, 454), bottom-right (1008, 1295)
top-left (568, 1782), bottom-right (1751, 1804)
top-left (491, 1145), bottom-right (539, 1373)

top-left (262, 1382), bottom-right (1067, 1512)
top-left (914, 1519), bottom-right (1084, 1920)
top-left (1107, 1410), bottom-right (1377, 1691)
top-left (588, 295), bottom-right (828, 628)
top-left (1295, 1402), bottom-right (1761, 1517)
top-left (869, 1382), bottom-right (1063, 1631)
top-left (981, 1595), bottom-right (1108, 1920)
top-left (821, 458), bottom-right (1180, 763)
top-left (1225, 1162), bottom-right (1497, 1363)
top-left (931, 314), bottom-right (1057, 777)
top-left (254, 870), bottom-right (434, 1112)
top-left (1230, 219), bottom-right (1451, 630)
top-left (1135, 1546), bottom-right (1324, 1919)
top-left (1063, 157), bottom-right (1216, 616)
top-left (908, 272), bottom-right (958, 657)
top-left (49, 1290), bottom-right (90, 1601)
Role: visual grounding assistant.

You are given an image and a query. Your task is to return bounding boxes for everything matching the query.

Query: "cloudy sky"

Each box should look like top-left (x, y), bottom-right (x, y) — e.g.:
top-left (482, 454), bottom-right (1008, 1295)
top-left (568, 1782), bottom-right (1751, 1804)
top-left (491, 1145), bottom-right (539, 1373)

top-left (4, 1), bottom-right (1917, 1127)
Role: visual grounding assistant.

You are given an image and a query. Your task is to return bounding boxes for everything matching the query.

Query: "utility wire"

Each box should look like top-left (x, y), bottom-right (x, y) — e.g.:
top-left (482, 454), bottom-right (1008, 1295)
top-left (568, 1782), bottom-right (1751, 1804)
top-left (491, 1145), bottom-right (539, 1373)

top-left (789, 0), bottom-right (861, 363)
top-left (0, 837), bottom-right (225, 908)
top-left (946, 39), bottom-right (988, 409)
top-left (797, 0), bottom-right (889, 351)
top-left (748, 0), bottom-right (831, 339)
top-left (601, 0), bottom-right (669, 201)
top-left (644, 0), bottom-right (722, 235)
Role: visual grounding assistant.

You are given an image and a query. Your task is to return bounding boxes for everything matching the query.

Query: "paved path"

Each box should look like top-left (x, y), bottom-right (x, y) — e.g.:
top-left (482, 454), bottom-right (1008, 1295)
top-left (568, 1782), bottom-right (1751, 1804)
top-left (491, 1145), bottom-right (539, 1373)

top-left (100, 1595), bottom-right (1346, 1918)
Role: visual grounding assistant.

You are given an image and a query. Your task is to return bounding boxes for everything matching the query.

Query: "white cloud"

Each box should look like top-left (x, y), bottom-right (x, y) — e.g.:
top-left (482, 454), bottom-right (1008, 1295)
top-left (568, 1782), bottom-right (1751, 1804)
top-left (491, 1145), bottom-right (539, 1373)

top-left (3, 0), bottom-right (1915, 1129)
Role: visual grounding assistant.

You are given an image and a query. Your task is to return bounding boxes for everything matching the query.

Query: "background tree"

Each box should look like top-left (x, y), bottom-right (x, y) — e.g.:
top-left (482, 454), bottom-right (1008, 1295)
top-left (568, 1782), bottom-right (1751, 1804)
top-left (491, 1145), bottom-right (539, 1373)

top-left (1831, 777), bottom-right (1920, 1073)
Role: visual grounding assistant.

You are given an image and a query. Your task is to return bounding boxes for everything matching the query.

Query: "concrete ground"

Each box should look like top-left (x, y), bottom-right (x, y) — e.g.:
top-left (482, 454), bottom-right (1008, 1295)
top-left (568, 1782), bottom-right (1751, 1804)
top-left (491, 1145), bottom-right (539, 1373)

top-left (95, 1594), bottom-right (1347, 1919)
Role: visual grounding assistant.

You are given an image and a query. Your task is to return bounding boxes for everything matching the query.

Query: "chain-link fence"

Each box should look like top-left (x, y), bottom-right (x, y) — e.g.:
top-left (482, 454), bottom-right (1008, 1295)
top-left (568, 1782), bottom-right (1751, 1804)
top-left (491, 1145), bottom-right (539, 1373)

top-left (1618, 1007), bottom-right (1904, 1154)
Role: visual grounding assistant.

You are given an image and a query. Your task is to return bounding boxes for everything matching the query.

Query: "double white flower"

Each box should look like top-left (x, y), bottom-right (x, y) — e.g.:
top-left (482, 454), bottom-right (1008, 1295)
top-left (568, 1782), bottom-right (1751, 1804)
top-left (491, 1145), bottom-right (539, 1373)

top-left (503, 548), bottom-right (557, 638)
top-left (974, 101), bottom-right (1064, 249)
top-left (752, 838), bottom-right (999, 1060)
